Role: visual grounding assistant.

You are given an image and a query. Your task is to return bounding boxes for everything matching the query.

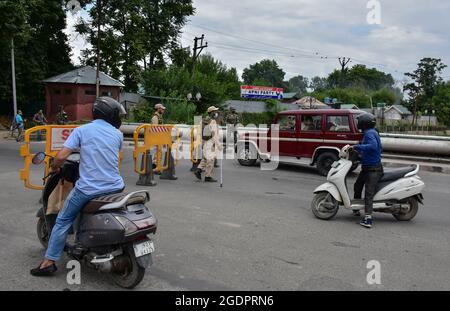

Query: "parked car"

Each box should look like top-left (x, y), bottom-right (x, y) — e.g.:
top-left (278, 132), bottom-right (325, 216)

top-left (236, 109), bottom-right (365, 175)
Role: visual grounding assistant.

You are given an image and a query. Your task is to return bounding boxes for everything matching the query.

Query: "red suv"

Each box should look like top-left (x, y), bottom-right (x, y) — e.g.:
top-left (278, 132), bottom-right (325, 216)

top-left (236, 109), bottom-right (364, 175)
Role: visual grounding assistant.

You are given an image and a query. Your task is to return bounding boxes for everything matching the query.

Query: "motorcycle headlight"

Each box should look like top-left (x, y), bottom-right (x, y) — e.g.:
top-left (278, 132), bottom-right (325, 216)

top-left (114, 216), bottom-right (138, 235)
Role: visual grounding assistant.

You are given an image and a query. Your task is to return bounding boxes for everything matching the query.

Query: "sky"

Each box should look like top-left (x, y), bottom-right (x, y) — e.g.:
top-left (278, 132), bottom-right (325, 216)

top-left (65, 0), bottom-right (450, 85)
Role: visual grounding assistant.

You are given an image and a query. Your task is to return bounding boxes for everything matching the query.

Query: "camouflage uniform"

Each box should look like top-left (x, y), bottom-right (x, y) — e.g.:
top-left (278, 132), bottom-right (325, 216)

top-left (225, 110), bottom-right (240, 145)
top-left (151, 111), bottom-right (164, 125)
top-left (197, 116), bottom-right (220, 178)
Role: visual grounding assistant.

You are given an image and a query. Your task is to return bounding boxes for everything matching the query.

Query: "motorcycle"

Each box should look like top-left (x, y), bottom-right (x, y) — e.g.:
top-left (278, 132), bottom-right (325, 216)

top-left (32, 152), bottom-right (157, 289)
top-left (311, 145), bottom-right (425, 221)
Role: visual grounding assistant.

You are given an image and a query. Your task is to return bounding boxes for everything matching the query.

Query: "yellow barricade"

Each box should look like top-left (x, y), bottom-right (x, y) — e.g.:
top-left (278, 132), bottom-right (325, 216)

top-left (19, 125), bottom-right (79, 190)
top-left (133, 125), bottom-right (179, 174)
top-left (190, 125), bottom-right (202, 164)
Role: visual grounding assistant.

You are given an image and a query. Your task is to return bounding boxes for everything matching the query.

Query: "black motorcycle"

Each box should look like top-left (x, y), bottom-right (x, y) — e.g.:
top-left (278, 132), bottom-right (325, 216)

top-left (32, 152), bottom-right (157, 289)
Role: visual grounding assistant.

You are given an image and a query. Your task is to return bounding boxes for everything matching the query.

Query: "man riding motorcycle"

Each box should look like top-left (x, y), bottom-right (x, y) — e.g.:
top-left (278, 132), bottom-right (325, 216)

top-left (30, 97), bottom-right (126, 276)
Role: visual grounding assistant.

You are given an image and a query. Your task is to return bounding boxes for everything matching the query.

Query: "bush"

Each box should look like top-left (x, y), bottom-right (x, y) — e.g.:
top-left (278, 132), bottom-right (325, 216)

top-left (132, 95), bottom-right (197, 124)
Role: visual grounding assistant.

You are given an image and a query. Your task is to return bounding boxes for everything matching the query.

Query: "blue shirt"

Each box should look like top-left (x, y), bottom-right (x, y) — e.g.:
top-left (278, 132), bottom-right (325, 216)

top-left (354, 128), bottom-right (383, 166)
top-left (15, 115), bottom-right (24, 128)
top-left (63, 119), bottom-right (124, 196)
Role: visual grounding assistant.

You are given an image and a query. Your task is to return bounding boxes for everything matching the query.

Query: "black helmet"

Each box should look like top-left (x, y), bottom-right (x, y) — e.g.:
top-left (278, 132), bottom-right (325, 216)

top-left (93, 97), bottom-right (126, 129)
top-left (357, 113), bottom-right (376, 131)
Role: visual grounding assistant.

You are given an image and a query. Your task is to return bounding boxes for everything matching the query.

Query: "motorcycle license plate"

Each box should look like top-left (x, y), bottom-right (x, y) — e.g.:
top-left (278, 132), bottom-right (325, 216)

top-left (133, 241), bottom-right (155, 258)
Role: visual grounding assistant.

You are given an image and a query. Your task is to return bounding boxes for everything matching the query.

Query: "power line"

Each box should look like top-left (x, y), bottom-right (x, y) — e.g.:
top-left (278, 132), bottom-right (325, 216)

top-left (185, 23), bottom-right (413, 76)
top-left (189, 23), bottom-right (326, 58)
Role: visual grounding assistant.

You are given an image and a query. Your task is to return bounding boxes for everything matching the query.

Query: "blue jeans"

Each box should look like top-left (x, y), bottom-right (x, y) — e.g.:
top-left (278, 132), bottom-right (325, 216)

top-left (45, 187), bottom-right (122, 261)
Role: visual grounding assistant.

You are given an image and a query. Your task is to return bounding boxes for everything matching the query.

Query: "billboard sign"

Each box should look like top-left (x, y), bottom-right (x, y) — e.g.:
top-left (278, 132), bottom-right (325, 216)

top-left (240, 85), bottom-right (284, 100)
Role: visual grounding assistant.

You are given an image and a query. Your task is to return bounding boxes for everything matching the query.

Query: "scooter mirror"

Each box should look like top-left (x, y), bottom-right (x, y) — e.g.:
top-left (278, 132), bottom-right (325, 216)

top-left (32, 152), bottom-right (46, 165)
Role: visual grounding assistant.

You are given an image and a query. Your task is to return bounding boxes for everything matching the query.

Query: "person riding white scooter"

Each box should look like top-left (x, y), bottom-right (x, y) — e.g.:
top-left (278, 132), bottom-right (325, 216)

top-left (350, 113), bottom-right (383, 228)
top-left (311, 113), bottom-right (425, 226)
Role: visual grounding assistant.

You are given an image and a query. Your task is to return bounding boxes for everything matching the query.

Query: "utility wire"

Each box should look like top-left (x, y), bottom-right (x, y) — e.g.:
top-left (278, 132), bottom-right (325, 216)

top-left (186, 23), bottom-right (414, 76)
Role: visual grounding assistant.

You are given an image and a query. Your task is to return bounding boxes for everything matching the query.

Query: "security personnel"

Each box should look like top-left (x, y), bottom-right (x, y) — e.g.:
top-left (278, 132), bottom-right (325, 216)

top-left (194, 106), bottom-right (222, 182)
top-left (150, 103), bottom-right (166, 174)
top-left (225, 107), bottom-right (240, 145)
top-left (151, 103), bottom-right (166, 125)
top-left (56, 106), bottom-right (68, 125)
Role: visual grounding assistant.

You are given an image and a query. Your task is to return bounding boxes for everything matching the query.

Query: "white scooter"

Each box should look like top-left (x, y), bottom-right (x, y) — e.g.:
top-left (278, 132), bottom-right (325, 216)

top-left (311, 145), bottom-right (425, 221)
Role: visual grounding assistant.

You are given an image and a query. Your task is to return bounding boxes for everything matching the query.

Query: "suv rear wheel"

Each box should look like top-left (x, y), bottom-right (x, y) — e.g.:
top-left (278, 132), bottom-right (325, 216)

top-left (237, 144), bottom-right (258, 166)
top-left (316, 152), bottom-right (339, 176)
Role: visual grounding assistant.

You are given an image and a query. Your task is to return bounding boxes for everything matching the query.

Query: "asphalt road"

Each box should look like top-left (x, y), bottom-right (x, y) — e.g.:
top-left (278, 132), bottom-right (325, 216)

top-left (0, 139), bottom-right (449, 291)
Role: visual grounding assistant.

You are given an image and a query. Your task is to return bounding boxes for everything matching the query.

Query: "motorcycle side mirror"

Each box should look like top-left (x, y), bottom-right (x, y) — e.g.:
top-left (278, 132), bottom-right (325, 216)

top-left (32, 152), bottom-right (46, 165)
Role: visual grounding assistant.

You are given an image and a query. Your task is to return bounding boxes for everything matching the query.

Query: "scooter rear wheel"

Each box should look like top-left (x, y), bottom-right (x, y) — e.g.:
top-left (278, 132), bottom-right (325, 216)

top-left (311, 192), bottom-right (339, 220)
top-left (393, 197), bottom-right (419, 221)
top-left (110, 248), bottom-right (145, 289)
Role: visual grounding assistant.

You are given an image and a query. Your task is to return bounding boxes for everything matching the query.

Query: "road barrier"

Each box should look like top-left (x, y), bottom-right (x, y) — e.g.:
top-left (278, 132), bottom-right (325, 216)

top-left (190, 125), bottom-right (202, 171)
top-left (133, 125), bottom-right (180, 185)
top-left (19, 125), bottom-right (78, 190)
top-left (122, 123), bottom-right (450, 157)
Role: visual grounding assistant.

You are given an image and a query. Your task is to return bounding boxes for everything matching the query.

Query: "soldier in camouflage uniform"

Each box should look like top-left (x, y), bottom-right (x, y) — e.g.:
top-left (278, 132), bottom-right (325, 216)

top-left (56, 106), bottom-right (68, 125)
top-left (225, 106), bottom-right (240, 146)
top-left (151, 103), bottom-right (166, 125)
top-left (194, 106), bottom-right (222, 182)
top-left (150, 103), bottom-right (166, 174)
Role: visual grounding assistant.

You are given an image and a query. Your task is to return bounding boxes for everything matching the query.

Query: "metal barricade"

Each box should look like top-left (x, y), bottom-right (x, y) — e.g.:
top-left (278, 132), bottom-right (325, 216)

top-left (19, 125), bottom-right (78, 190)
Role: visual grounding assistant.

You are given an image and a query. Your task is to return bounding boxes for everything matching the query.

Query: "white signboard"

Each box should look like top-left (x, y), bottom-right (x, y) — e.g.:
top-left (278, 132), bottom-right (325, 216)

top-left (50, 128), bottom-right (75, 151)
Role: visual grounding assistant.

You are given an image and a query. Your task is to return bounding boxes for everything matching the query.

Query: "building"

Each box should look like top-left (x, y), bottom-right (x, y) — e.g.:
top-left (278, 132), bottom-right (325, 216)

top-left (384, 105), bottom-right (412, 122)
top-left (280, 92), bottom-right (302, 103)
top-left (339, 104), bottom-right (360, 110)
top-left (293, 96), bottom-right (328, 109)
top-left (43, 66), bottom-right (124, 121)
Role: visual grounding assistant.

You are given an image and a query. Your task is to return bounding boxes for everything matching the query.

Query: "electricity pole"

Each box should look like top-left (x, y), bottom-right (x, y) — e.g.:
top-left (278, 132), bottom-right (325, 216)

top-left (191, 34), bottom-right (208, 75)
top-left (96, 0), bottom-right (102, 98)
top-left (11, 38), bottom-right (17, 117)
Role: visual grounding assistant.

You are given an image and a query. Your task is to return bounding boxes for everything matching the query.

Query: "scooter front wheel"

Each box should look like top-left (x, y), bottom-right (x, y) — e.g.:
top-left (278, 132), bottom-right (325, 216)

top-left (36, 217), bottom-right (50, 249)
top-left (311, 192), bottom-right (339, 220)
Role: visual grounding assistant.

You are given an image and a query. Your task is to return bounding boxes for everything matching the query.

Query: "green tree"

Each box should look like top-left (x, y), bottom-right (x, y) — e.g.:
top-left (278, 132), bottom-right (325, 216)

top-left (432, 81), bottom-right (450, 126)
top-left (309, 76), bottom-right (328, 92)
top-left (0, 0), bottom-right (73, 115)
top-left (327, 64), bottom-right (394, 91)
top-left (285, 75), bottom-right (309, 95)
top-left (404, 58), bottom-right (447, 124)
top-left (242, 59), bottom-right (285, 87)
top-left (76, 0), bottom-right (195, 92)
top-left (142, 54), bottom-right (240, 114)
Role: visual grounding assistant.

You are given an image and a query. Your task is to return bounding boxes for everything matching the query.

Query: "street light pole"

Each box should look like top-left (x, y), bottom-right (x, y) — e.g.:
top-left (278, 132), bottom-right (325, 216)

top-left (11, 38), bottom-right (17, 117)
top-left (96, 0), bottom-right (102, 98)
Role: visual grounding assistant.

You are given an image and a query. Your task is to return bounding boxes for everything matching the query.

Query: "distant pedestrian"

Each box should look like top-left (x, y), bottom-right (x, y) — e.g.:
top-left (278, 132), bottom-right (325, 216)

top-left (14, 110), bottom-right (25, 142)
top-left (33, 110), bottom-right (48, 125)
top-left (33, 109), bottom-right (48, 141)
